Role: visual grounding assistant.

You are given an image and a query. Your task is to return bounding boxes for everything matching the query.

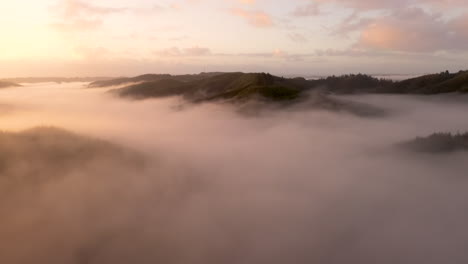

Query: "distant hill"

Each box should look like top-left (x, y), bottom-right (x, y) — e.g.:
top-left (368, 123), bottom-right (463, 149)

top-left (386, 70), bottom-right (468, 94)
top-left (101, 70), bottom-right (468, 104)
top-left (88, 72), bottom-right (225, 88)
top-left (0, 81), bottom-right (21, 89)
top-left (0, 127), bottom-right (144, 192)
top-left (111, 72), bottom-right (308, 102)
top-left (309, 74), bottom-right (394, 94)
top-left (110, 72), bottom-right (398, 101)
top-left (110, 72), bottom-right (387, 116)
top-left (1, 77), bottom-right (111, 84)
top-left (305, 71), bottom-right (468, 94)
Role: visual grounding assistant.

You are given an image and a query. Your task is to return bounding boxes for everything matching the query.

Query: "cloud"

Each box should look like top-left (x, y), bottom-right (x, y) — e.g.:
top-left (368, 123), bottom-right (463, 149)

top-left (354, 8), bottom-right (468, 52)
top-left (238, 0), bottom-right (256, 4)
top-left (3, 82), bottom-right (468, 264)
top-left (288, 32), bottom-right (308, 43)
top-left (230, 8), bottom-right (274, 27)
top-left (50, 18), bottom-right (103, 32)
top-left (133, 4), bottom-right (166, 15)
top-left (292, 3), bottom-right (321, 17)
top-left (169, 35), bottom-right (191, 42)
top-left (315, 48), bottom-right (391, 57)
top-left (314, 0), bottom-right (468, 10)
top-left (50, 0), bottom-right (127, 31)
top-left (227, 49), bottom-right (312, 61)
top-left (156, 46), bottom-right (212, 57)
top-left (154, 47), bottom-right (309, 60)
top-left (59, 0), bottom-right (127, 16)
top-left (74, 45), bottom-right (110, 60)
top-left (332, 11), bottom-right (373, 37)
top-left (184, 46), bottom-right (212, 56)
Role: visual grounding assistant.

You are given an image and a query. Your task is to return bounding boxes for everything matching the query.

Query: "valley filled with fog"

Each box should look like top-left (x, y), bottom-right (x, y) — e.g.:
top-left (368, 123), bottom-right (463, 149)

top-left (1, 82), bottom-right (468, 264)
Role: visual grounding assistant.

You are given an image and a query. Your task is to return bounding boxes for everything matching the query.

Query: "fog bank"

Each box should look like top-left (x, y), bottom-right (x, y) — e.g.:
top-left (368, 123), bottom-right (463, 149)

top-left (1, 83), bottom-right (468, 264)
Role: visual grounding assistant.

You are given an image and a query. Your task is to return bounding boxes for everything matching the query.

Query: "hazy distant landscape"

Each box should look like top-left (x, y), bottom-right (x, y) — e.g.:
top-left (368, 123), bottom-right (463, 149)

top-left (1, 70), bottom-right (468, 264)
top-left (3, 0), bottom-right (468, 263)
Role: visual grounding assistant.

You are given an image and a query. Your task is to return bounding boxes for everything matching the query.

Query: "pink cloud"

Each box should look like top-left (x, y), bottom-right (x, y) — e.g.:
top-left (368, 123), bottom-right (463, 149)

top-left (238, 0), bottom-right (256, 4)
top-left (313, 0), bottom-right (468, 10)
top-left (58, 0), bottom-right (127, 17)
top-left (50, 0), bottom-right (127, 31)
top-left (292, 3), bottom-right (321, 16)
top-left (314, 0), bottom-right (410, 10)
top-left (355, 8), bottom-right (468, 52)
top-left (230, 8), bottom-right (274, 27)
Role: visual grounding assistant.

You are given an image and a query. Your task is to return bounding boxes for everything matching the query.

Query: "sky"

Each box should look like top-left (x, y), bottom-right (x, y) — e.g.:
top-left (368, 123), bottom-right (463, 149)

top-left (0, 0), bottom-right (468, 77)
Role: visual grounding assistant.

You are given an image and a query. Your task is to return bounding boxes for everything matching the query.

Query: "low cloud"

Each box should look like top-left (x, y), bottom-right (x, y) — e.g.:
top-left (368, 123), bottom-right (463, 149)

top-left (2, 83), bottom-right (468, 263)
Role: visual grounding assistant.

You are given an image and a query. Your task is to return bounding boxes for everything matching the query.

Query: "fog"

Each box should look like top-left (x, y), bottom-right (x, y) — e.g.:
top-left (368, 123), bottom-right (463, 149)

top-left (1, 83), bottom-right (468, 264)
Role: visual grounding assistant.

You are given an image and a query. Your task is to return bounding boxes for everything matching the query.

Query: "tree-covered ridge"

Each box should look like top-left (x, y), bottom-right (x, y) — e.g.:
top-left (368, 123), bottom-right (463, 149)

top-left (310, 74), bottom-right (394, 94)
top-left (402, 132), bottom-right (468, 153)
top-left (111, 72), bottom-right (306, 102)
top-left (88, 72), bottom-right (225, 88)
top-left (309, 71), bottom-right (468, 94)
top-left (107, 72), bottom-right (392, 101)
top-left (103, 70), bottom-right (468, 103)
top-left (110, 72), bottom-right (388, 117)
top-left (388, 70), bottom-right (468, 94)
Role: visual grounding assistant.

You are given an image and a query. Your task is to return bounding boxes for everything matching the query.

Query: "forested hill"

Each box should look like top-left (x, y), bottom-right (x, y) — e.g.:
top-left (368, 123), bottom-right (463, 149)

top-left (102, 70), bottom-right (467, 102)
top-left (386, 70), bottom-right (468, 94)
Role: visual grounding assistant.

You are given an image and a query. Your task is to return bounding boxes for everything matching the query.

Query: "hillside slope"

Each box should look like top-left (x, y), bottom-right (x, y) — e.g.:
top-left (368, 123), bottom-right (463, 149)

top-left (112, 72), bottom-right (309, 102)
top-left (105, 70), bottom-right (468, 103)
top-left (89, 72), bottom-right (224, 88)
top-left (309, 74), bottom-right (394, 94)
top-left (0, 81), bottom-right (21, 89)
top-left (388, 71), bottom-right (468, 94)
top-left (0, 127), bottom-right (144, 194)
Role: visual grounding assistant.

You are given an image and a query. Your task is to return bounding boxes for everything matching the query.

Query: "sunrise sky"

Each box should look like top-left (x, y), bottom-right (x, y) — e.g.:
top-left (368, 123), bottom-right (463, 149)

top-left (1, 0), bottom-right (467, 77)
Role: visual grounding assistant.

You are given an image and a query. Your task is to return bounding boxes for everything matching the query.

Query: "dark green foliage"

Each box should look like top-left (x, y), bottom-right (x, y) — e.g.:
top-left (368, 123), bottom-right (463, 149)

top-left (402, 132), bottom-right (468, 153)
top-left (258, 85), bottom-right (300, 100)
top-left (310, 74), bottom-right (394, 94)
top-left (314, 71), bottom-right (468, 95)
top-left (315, 71), bottom-right (468, 94)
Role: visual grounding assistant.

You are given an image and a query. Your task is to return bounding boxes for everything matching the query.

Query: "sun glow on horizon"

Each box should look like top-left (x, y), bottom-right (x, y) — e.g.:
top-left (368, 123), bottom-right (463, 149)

top-left (1, 0), bottom-right (468, 77)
